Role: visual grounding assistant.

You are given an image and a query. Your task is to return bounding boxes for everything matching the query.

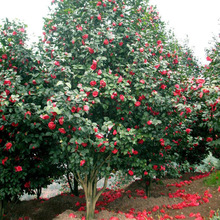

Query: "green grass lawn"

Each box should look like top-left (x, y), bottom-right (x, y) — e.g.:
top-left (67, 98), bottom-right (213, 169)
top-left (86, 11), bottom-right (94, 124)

top-left (203, 170), bottom-right (220, 187)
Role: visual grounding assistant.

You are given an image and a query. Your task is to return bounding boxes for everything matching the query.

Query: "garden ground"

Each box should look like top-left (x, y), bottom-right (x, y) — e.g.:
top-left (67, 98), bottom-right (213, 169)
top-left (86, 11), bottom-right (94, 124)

top-left (4, 172), bottom-right (220, 220)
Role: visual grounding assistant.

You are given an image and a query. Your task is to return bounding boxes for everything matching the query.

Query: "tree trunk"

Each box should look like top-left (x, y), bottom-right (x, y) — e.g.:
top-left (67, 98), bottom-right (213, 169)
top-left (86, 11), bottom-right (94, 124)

top-left (66, 172), bottom-right (74, 195)
top-left (37, 186), bottom-right (42, 200)
top-left (75, 156), bottom-right (111, 220)
top-left (77, 172), bottom-right (108, 220)
top-left (73, 176), bottom-right (79, 196)
top-left (84, 178), bottom-right (98, 220)
top-left (66, 172), bottom-right (79, 196)
top-left (144, 176), bottom-right (152, 197)
top-left (0, 200), bottom-right (5, 220)
top-left (85, 195), bottom-right (96, 220)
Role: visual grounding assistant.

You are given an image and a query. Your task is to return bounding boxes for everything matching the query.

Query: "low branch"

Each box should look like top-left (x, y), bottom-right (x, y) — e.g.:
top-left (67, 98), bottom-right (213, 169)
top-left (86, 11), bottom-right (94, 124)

top-left (94, 176), bottom-right (108, 203)
top-left (93, 154), bottom-right (111, 177)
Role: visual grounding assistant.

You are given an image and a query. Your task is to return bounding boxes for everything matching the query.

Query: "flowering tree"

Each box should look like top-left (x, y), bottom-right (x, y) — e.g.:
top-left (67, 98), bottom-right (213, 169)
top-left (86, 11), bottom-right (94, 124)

top-left (189, 36), bottom-right (220, 159)
top-left (0, 19), bottom-right (62, 217)
top-left (162, 36), bottom-right (220, 169)
top-left (37, 0), bottom-right (205, 219)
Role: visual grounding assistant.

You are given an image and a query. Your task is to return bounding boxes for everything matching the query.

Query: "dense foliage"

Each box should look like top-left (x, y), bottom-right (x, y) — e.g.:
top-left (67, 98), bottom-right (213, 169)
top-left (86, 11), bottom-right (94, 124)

top-left (0, 19), bottom-right (62, 213)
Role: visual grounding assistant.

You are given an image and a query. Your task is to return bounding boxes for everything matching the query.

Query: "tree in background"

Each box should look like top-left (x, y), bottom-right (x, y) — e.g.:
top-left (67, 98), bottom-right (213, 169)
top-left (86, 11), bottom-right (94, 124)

top-left (0, 19), bottom-right (62, 217)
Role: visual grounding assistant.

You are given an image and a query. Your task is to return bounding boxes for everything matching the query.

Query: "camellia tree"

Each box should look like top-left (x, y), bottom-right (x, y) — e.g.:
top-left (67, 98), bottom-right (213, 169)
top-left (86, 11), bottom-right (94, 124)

top-left (36, 0), bottom-right (205, 219)
top-left (188, 36), bottom-right (220, 159)
top-left (0, 19), bottom-right (63, 218)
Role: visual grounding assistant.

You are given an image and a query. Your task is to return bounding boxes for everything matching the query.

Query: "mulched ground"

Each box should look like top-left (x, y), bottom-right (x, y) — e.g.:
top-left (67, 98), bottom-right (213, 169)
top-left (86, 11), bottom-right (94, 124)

top-left (4, 172), bottom-right (220, 220)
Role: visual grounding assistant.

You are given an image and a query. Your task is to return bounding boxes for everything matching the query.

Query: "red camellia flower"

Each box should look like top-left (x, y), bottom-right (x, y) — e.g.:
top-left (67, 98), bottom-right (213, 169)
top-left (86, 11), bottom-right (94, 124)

top-left (99, 146), bottom-right (106, 152)
top-left (97, 14), bottom-right (102, 20)
top-left (154, 64), bottom-right (160, 69)
top-left (206, 137), bottom-right (213, 142)
top-left (92, 91), bottom-right (98, 97)
top-left (51, 74), bottom-right (56, 79)
top-left (112, 148), bottom-right (118, 154)
top-left (82, 34), bottom-right (88, 39)
top-left (2, 54), bottom-right (8, 59)
top-left (88, 47), bottom-right (94, 54)
top-left (186, 107), bottom-right (192, 114)
top-left (186, 128), bottom-right (191, 134)
top-left (203, 88), bottom-right (209, 93)
top-left (40, 114), bottom-right (50, 119)
top-left (206, 56), bottom-right (212, 62)
top-left (90, 81), bottom-right (96, 86)
top-left (147, 120), bottom-right (152, 125)
top-left (161, 84), bottom-right (167, 89)
top-left (48, 121), bottom-right (56, 130)
top-left (128, 170), bottom-right (134, 176)
top-left (139, 48), bottom-right (144, 52)
top-left (11, 122), bottom-right (18, 127)
top-left (109, 217), bottom-right (119, 220)
top-left (152, 205), bottom-right (159, 212)
top-left (173, 58), bottom-right (178, 64)
top-left (58, 116), bottom-right (64, 125)
top-left (71, 106), bottom-right (76, 113)
top-left (153, 165), bottom-right (158, 170)
top-left (68, 213), bottom-right (77, 218)
top-left (96, 134), bottom-right (104, 139)
top-left (120, 94), bottom-right (124, 101)
top-left (54, 61), bottom-right (60, 66)
top-left (24, 181), bottom-right (31, 188)
top-left (24, 111), bottom-right (31, 118)
top-left (113, 130), bottom-right (117, 135)
top-left (2, 115), bottom-right (6, 121)
top-left (78, 206), bottom-right (85, 211)
top-left (103, 39), bottom-right (109, 45)
top-left (2, 157), bottom-right (8, 165)
top-left (83, 105), bottom-right (89, 111)
top-left (52, 26), bottom-right (57, 31)
top-left (175, 214), bottom-right (185, 219)
top-left (196, 79), bottom-right (205, 84)
top-left (135, 101), bottom-right (141, 107)
top-left (157, 40), bottom-right (162, 45)
top-left (15, 166), bottom-right (22, 172)
top-left (90, 60), bottom-right (97, 70)
top-left (132, 149), bottom-right (138, 155)
top-left (100, 80), bottom-right (106, 88)
top-left (117, 75), bottom-right (123, 83)
top-left (18, 28), bottom-right (25, 32)
top-left (58, 128), bottom-right (66, 134)
top-left (80, 160), bottom-right (86, 166)
top-left (3, 80), bottom-right (11, 86)
top-left (119, 42), bottom-right (123, 46)
top-left (97, 69), bottom-right (102, 75)
top-left (6, 142), bottom-right (12, 150)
